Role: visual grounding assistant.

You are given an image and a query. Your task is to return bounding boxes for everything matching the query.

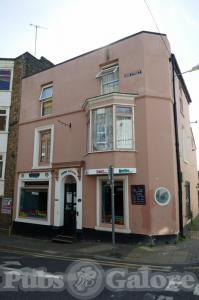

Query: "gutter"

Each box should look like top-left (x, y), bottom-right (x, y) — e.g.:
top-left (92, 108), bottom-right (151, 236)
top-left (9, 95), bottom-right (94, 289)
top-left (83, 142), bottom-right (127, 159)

top-left (170, 54), bottom-right (184, 237)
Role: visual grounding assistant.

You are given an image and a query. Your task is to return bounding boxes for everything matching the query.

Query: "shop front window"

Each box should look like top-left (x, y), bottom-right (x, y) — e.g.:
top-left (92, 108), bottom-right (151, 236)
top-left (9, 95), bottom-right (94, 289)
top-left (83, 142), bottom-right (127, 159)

top-left (101, 180), bottom-right (124, 225)
top-left (19, 181), bottom-right (48, 219)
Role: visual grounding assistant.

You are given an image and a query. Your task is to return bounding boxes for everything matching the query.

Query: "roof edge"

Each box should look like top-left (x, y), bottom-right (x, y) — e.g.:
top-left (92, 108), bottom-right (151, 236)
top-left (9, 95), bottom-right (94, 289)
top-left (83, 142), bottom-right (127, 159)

top-left (23, 30), bottom-right (167, 79)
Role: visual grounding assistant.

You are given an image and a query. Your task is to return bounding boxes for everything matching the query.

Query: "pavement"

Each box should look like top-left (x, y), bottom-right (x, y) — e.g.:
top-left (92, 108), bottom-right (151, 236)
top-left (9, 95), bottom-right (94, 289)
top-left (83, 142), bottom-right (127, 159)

top-left (0, 229), bottom-right (199, 266)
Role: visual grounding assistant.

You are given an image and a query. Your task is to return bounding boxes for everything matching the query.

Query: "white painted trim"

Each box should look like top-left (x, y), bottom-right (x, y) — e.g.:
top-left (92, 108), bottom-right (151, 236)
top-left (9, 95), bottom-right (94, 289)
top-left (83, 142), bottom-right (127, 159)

top-left (0, 106), bottom-right (10, 132)
top-left (15, 173), bottom-right (52, 225)
top-left (54, 168), bottom-right (83, 229)
top-left (32, 124), bottom-right (54, 169)
top-left (83, 92), bottom-right (136, 111)
top-left (96, 175), bottom-right (130, 232)
top-left (154, 187), bottom-right (171, 206)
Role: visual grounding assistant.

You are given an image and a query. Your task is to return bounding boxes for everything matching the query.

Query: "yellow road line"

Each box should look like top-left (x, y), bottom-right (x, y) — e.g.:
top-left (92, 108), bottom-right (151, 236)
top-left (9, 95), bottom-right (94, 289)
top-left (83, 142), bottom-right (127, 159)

top-left (0, 247), bottom-right (171, 272)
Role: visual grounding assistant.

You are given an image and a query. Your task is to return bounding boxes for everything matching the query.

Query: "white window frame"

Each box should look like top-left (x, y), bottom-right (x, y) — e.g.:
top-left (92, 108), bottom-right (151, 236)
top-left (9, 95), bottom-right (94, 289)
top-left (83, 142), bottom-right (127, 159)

top-left (95, 176), bottom-right (130, 233)
top-left (96, 65), bottom-right (119, 95)
top-left (0, 153), bottom-right (5, 180)
top-left (90, 104), bottom-right (135, 153)
top-left (0, 68), bottom-right (13, 91)
top-left (39, 84), bottom-right (53, 117)
top-left (0, 107), bottom-right (9, 132)
top-left (32, 124), bottom-right (54, 169)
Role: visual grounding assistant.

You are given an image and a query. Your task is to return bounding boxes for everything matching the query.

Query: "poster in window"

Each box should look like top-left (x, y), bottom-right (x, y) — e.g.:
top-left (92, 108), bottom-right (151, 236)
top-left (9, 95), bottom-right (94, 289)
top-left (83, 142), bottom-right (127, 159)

top-left (1, 198), bottom-right (12, 214)
top-left (131, 185), bottom-right (146, 205)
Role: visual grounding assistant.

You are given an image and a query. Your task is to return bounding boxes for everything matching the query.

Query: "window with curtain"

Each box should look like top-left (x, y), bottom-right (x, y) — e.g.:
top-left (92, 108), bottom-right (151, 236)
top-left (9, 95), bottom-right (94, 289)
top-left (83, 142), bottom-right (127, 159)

top-left (92, 107), bottom-right (113, 151)
top-left (116, 106), bottom-right (133, 149)
top-left (91, 105), bottom-right (134, 152)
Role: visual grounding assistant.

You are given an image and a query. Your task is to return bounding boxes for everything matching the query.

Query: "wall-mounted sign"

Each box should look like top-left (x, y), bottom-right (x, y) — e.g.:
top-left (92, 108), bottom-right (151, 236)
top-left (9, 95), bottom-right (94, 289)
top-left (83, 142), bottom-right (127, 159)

top-left (1, 198), bottom-right (12, 214)
top-left (61, 169), bottom-right (77, 177)
top-left (29, 173), bottom-right (40, 178)
top-left (154, 187), bottom-right (171, 206)
top-left (85, 168), bottom-right (136, 175)
top-left (124, 70), bottom-right (142, 78)
top-left (131, 185), bottom-right (146, 205)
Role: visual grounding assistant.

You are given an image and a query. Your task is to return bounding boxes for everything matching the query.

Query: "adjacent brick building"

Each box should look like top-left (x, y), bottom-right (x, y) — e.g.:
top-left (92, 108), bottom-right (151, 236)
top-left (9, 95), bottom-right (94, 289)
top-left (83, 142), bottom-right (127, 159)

top-left (0, 53), bottom-right (53, 229)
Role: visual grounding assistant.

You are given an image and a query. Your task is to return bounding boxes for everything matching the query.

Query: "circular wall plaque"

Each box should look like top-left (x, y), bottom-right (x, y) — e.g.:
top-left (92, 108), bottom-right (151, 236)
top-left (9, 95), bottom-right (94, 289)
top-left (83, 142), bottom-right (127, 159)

top-left (154, 187), bottom-right (171, 206)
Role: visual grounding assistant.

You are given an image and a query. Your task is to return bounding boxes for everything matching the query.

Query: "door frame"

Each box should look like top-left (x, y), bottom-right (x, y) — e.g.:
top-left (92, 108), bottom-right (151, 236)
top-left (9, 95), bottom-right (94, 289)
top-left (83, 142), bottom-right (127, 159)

top-left (54, 168), bottom-right (82, 229)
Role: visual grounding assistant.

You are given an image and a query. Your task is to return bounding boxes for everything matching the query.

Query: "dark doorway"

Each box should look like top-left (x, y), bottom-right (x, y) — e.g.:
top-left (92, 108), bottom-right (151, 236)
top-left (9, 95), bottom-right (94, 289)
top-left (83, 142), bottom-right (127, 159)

top-left (64, 179), bottom-right (77, 234)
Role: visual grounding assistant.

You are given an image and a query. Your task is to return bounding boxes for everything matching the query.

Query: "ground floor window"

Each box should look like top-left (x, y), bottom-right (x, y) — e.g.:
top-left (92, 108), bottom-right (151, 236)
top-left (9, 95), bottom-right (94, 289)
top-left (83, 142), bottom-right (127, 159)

top-left (101, 180), bottom-right (124, 225)
top-left (19, 181), bottom-right (48, 219)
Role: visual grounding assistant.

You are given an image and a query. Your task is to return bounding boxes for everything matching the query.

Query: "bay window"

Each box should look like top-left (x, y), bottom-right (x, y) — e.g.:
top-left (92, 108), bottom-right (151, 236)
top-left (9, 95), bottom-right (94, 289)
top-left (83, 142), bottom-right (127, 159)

top-left (91, 105), bottom-right (134, 152)
top-left (92, 107), bottom-right (113, 151)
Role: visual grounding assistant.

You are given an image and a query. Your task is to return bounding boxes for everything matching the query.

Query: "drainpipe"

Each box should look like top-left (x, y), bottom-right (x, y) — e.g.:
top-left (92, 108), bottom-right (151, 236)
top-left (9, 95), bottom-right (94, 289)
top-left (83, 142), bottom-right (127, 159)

top-left (170, 54), bottom-right (184, 237)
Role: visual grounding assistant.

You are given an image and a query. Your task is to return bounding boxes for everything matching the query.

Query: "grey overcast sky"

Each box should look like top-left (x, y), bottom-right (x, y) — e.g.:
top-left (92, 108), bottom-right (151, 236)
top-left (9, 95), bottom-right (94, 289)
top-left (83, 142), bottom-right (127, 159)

top-left (1, 0), bottom-right (199, 167)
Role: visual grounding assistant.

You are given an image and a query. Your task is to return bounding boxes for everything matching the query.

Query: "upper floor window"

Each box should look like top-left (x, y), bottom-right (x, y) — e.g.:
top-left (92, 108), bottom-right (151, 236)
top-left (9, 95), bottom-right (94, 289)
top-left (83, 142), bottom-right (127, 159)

top-left (96, 65), bottom-right (119, 95)
top-left (116, 106), bottom-right (133, 149)
top-left (40, 85), bottom-right (53, 116)
top-left (33, 125), bottom-right (54, 169)
top-left (0, 155), bottom-right (3, 179)
top-left (0, 70), bottom-right (11, 90)
top-left (91, 105), bottom-right (134, 152)
top-left (0, 109), bottom-right (7, 131)
top-left (39, 130), bottom-right (51, 165)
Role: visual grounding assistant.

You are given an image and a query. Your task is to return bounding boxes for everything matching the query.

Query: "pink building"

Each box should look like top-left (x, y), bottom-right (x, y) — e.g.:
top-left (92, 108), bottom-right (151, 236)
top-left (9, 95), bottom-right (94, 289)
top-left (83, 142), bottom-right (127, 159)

top-left (13, 31), bottom-right (198, 241)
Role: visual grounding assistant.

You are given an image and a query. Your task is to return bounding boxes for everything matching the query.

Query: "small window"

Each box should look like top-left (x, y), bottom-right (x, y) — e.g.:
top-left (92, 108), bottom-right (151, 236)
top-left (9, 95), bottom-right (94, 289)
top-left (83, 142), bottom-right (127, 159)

top-left (0, 70), bottom-right (11, 90)
top-left (39, 130), bottom-right (51, 165)
top-left (0, 155), bottom-right (3, 179)
top-left (0, 110), bottom-right (7, 131)
top-left (96, 65), bottom-right (119, 95)
top-left (40, 85), bottom-right (53, 116)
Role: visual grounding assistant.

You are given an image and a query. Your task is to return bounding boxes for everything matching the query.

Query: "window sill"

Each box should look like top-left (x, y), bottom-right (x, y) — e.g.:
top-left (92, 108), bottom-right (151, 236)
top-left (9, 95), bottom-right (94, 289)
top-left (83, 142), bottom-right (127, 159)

top-left (0, 131), bottom-right (9, 134)
top-left (15, 217), bottom-right (50, 225)
top-left (95, 226), bottom-right (131, 233)
top-left (86, 149), bottom-right (137, 155)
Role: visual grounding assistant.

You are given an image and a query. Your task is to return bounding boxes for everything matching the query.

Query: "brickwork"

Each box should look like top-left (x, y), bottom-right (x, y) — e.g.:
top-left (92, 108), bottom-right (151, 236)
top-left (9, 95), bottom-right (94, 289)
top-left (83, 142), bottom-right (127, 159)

top-left (0, 53), bottom-right (53, 228)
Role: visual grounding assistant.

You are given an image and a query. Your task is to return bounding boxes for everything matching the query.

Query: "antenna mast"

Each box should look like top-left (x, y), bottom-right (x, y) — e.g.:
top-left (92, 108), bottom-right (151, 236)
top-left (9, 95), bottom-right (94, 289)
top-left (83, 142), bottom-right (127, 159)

top-left (30, 23), bottom-right (47, 57)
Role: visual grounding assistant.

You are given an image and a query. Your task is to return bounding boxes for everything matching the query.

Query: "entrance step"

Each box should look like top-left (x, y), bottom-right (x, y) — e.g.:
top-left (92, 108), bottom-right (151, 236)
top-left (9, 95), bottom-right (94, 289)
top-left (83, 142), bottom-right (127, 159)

top-left (52, 234), bottom-right (76, 244)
